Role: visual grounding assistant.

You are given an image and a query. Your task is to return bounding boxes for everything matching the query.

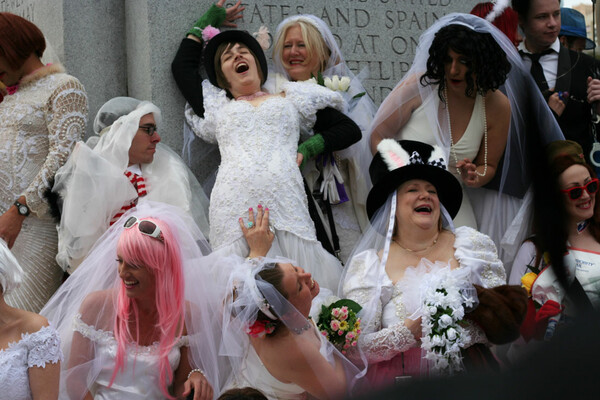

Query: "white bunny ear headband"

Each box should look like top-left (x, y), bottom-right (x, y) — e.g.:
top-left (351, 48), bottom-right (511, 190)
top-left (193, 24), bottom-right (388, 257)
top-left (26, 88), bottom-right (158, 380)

top-left (377, 139), bottom-right (448, 172)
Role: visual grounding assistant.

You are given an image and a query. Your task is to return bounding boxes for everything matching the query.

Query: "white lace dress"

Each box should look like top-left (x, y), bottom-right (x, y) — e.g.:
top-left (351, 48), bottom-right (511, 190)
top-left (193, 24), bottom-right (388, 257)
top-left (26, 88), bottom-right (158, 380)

top-left (185, 80), bottom-right (344, 290)
top-left (72, 314), bottom-right (188, 399)
top-left (0, 64), bottom-right (87, 312)
top-left (342, 226), bottom-right (506, 381)
top-left (0, 324), bottom-right (63, 400)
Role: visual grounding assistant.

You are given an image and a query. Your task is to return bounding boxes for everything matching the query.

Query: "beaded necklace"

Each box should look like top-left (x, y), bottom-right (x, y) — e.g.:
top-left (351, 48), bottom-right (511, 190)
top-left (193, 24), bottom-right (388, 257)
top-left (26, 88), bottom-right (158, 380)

top-left (444, 86), bottom-right (488, 177)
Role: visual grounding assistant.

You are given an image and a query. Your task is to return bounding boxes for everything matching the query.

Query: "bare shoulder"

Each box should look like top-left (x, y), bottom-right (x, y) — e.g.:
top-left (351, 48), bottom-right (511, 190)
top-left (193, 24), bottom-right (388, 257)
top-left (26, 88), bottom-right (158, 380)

top-left (79, 289), bottom-right (114, 323)
top-left (486, 90), bottom-right (510, 113)
top-left (18, 311), bottom-right (50, 335)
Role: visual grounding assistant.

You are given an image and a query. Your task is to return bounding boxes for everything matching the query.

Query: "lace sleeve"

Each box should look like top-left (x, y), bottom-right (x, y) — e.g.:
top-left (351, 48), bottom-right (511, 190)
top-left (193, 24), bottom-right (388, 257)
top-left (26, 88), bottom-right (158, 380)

top-left (358, 322), bottom-right (417, 364)
top-left (283, 81), bottom-right (345, 133)
top-left (342, 250), bottom-right (417, 363)
top-left (461, 320), bottom-right (489, 347)
top-left (26, 325), bottom-right (63, 368)
top-left (23, 77), bottom-right (88, 217)
top-left (184, 80), bottom-right (228, 144)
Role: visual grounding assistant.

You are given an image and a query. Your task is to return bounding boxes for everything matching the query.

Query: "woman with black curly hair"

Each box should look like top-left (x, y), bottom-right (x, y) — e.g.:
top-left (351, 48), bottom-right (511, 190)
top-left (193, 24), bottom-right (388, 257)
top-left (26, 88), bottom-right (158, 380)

top-left (371, 20), bottom-right (511, 229)
top-left (369, 14), bottom-right (563, 268)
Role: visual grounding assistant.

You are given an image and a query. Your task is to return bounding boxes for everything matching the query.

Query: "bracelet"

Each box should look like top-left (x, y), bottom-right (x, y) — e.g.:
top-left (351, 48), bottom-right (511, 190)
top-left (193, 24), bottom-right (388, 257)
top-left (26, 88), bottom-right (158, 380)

top-left (187, 368), bottom-right (206, 380)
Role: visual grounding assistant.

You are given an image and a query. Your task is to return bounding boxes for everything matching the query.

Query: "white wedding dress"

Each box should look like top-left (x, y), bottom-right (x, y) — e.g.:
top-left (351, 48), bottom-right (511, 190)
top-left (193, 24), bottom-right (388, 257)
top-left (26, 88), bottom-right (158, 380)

top-left (342, 227), bottom-right (506, 367)
top-left (185, 80), bottom-right (345, 290)
top-left (0, 324), bottom-right (62, 400)
top-left (225, 325), bottom-right (331, 400)
top-left (72, 314), bottom-right (188, 399)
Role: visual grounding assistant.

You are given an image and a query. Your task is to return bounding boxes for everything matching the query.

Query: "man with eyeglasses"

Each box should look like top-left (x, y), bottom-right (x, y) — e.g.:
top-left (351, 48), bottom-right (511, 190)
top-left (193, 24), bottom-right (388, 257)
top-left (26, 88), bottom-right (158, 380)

top-left (51, 97), bottom-right (209, 273)
top-left (513, 0), bottom-right (600, 166)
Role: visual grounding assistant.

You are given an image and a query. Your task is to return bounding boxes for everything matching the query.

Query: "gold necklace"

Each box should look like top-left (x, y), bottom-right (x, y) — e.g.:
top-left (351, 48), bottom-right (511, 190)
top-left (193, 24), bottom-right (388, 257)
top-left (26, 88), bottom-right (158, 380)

top-left (393, 232), bottom-right (440, 253)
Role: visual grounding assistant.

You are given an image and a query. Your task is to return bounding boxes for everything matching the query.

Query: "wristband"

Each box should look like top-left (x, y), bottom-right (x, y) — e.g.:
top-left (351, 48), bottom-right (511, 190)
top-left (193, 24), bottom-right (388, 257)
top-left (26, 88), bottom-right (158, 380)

top-left (187, 4), bottom-right (226, 39)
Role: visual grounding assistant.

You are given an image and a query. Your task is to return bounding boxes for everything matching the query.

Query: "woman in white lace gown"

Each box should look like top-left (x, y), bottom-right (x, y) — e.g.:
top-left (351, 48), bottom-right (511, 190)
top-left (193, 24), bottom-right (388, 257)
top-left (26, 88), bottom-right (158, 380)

top-left (0, 13), bottom-right (88, 312)
top-left (0, 239), bottom-right (62, 400)
top-left (41, 203), bottom-right (222, 400)
top-left (183, 30), bottom-right (359, 290)
top-left (341, 140), bottom-right (526, 387)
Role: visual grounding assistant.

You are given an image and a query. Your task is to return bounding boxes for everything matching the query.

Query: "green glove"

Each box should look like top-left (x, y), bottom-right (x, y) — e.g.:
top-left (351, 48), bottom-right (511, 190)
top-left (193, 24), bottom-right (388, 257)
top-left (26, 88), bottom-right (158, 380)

top-left (187, 4), bottom-right (226, 39)
top-left (297, 134), bottom-right (325, 169)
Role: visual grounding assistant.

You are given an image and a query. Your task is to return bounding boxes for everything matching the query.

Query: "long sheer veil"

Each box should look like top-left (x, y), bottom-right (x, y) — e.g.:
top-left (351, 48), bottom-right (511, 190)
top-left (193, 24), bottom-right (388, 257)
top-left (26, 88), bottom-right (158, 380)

top-left (219, 255), bottom-right (368, 398)
top-left (41, 201), bottom-right (223, 399)
top-left (368, 13), bottom-right (564, 267)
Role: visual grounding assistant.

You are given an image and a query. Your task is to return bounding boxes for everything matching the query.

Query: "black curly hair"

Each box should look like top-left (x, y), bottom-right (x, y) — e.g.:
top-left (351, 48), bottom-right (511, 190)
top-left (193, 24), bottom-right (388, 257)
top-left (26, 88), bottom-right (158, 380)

top-left (420, 24), bottom-right (511, 101)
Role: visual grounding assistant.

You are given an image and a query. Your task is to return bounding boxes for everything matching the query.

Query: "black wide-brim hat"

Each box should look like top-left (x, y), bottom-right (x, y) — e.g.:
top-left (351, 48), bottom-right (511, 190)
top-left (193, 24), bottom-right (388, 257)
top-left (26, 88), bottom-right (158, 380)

top-left (366, 139), bottom-right (463, 220)
top-left (203, 30), bottom-right (268, 89)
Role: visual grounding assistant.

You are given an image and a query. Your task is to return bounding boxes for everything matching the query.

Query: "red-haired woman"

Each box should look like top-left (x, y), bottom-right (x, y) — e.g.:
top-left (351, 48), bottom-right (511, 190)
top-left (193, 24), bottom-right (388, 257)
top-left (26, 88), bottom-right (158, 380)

top-left (0, 12), bottom-right (88, 312)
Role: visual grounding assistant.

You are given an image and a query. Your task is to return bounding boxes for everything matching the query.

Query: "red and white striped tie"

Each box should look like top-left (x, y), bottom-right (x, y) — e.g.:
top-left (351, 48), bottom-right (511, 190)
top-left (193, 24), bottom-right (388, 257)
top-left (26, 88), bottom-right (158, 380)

top-left (110, 171), bottom-right (148, 225)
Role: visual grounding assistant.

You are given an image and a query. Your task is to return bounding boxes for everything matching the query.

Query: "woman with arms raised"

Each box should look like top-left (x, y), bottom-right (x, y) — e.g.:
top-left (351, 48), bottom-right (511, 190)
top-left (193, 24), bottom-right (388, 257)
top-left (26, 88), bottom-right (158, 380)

top-left (173, 15), bottom-right (360, 289)
top-left (172, 1), bottom-right (366, 262)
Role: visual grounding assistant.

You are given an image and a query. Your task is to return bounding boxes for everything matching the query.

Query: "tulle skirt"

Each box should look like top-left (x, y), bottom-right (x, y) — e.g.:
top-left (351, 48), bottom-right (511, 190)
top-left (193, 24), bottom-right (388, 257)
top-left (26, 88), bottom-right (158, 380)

top-left (212, 229), bottom-right (343, 292)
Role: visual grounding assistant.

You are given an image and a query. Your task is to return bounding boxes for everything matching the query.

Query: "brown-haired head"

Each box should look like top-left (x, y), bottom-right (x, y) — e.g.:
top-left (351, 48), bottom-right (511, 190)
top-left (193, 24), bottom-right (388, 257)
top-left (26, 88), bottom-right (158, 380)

top-left (0, 13), bottom-right (45, 70)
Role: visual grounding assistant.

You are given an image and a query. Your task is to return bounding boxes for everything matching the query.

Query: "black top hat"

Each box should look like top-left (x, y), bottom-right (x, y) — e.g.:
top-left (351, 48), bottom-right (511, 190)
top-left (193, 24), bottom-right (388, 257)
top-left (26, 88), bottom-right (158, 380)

top-left (367, 139), bottom-right (463, 220)
top-left (203, 30), bottom-right (268, 89)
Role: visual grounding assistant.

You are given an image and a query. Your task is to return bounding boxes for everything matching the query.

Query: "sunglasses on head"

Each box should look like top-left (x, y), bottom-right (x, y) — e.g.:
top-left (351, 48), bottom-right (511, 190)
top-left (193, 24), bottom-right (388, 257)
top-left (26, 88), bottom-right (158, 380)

top-left (560, 178), bottom-right (600, 200)
top-left (124, 216), bottom-right (164, 242)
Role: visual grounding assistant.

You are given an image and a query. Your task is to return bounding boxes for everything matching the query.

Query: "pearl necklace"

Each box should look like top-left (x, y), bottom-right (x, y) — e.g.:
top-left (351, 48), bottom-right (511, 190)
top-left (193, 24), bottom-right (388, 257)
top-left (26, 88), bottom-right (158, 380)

top-left (443, 86), bottom-right (488, 177)
top-left (393, 232), bottom-right (440, 253)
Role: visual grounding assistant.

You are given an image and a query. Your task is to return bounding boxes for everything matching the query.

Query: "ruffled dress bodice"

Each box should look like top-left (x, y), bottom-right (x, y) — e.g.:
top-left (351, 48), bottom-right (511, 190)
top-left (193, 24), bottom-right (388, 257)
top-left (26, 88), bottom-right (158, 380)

top-left (342, 226), bottom-right (506, 367)
top-left (185, 80), bottom-right (344, 248)
top-left (73, 314), bottom-right (188, 399)
top-left (0, 324), bottom-right (63, 400)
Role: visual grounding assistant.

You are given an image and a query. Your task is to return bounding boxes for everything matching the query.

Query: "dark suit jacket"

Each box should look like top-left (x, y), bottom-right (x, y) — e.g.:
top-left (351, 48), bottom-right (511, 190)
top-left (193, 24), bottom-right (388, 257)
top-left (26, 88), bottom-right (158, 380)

top-left (553, 45), bottom-right (600, 160)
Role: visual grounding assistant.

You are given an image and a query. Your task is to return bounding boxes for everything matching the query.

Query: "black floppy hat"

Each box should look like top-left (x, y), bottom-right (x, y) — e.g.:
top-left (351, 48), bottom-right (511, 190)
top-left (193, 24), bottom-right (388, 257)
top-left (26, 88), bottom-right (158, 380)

top-left (366, 139), bottom-right (463, 220)
top-left (203, 30), bottom-right (268, 89)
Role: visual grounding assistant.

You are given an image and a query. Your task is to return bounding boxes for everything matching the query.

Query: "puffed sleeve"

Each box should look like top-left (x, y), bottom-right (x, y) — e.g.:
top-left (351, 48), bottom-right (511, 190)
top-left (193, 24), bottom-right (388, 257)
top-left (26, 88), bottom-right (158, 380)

top-left (23, 77), bottom-right (87, 217)
top-left (184, 80), bottom-right (229, 144)
top-left (342, 250), bottom-right (417, 363)
top-left (454, 226), bottom-right (507, 289)
top-left (454, 226), bottom-right (508, 347)
top-left (26, 324), bottom-right (63, 368)
top-left (283, 81), bottom-right (345, 132)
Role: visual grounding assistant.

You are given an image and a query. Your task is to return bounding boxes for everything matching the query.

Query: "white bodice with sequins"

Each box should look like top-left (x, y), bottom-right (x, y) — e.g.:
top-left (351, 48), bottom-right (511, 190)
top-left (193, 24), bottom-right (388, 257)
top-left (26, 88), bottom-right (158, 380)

top-left (185, 80), bottom-right (343, 249)
top-left (73, 314), bottom-right (188, 399)
top-left (0, 324), bottom-right (63, 400)
top-left (342, 226), bottom-right (506, 363)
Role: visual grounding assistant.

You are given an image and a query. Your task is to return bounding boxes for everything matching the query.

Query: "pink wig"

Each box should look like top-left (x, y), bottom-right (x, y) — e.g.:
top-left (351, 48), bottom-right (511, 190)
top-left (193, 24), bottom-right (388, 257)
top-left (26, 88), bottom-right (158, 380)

top-left (471, 2), bottom-right (520, 47)
top-left (110, 217), bottom-right (185, 399)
